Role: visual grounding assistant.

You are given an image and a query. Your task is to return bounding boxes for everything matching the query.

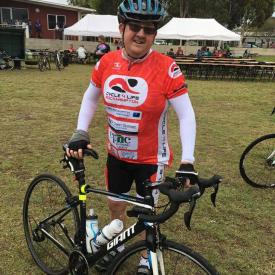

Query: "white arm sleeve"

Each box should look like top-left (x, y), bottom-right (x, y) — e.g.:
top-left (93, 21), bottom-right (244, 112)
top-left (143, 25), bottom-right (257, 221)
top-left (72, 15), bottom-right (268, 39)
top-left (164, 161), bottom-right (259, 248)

top-left (169, 93), bottom-right (196, 163)
top-left (77, 82), bottom-right (101, 132)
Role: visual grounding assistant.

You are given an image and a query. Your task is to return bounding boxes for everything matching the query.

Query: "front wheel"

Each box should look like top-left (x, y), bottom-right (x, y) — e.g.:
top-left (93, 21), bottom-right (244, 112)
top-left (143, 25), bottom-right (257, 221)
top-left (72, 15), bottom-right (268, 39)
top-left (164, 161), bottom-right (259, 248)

top-left (23, 174), bottom-right (80, 275)
top-left (108, 240), bottom-right (219, 275)
top-left (239, 133), bottom-right (275, 188)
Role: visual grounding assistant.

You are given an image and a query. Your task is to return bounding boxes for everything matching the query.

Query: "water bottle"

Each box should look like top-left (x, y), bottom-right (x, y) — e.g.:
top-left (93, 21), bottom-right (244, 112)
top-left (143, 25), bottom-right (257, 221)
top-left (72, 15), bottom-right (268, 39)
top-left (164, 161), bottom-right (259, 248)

top-left (86, 208), bottom-right (99, 253)
top-left (91, 219), bottom-right (123, 253)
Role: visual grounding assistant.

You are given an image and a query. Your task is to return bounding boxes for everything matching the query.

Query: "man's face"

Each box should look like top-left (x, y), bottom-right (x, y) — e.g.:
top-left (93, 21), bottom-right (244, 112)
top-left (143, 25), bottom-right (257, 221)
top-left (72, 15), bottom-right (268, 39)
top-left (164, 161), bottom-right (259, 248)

top-left (119, 21), bottom-right (157, 58)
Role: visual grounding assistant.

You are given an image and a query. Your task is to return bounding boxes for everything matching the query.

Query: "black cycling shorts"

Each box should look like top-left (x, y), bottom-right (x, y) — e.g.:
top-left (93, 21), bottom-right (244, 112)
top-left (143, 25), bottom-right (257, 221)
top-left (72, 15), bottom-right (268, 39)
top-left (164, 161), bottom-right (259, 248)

top-left (105, 154), bottom-right (164, 198)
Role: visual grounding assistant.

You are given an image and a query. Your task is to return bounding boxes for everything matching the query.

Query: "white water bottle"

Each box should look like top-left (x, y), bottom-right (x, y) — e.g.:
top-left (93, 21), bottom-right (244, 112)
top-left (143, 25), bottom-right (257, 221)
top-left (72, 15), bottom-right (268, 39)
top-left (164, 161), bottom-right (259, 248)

top-left (86, 209), bottom-right (99, 253)
top-left (91, 219), bottom-right (123, 253)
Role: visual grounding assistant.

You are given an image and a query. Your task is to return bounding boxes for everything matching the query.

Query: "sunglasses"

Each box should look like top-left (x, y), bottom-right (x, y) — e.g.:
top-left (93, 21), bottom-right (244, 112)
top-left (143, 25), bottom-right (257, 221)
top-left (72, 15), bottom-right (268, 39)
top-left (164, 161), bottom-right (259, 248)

top-left (128, 22), bottom-right (157, 35)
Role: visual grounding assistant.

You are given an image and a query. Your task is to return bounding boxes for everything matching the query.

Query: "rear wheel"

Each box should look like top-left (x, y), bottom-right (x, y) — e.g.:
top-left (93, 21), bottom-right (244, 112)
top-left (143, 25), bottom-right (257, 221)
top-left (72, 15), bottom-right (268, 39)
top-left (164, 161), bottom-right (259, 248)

top-left (240, 133), bottom-right (275, 188)
top-left (23, 174), bottom-right (80, 275)
top-left (108, 240), bottom-right (219, 275)
top-left (38, 58), bottom-right (46, 71)
top-left (55, 53), bottom-right (64, 70)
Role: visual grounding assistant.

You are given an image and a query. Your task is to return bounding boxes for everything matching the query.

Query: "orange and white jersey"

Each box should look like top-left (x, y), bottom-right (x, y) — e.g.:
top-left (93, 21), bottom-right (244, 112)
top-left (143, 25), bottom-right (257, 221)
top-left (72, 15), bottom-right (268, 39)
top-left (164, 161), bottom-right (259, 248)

top-left (91, 49), bottom-right (188, 165)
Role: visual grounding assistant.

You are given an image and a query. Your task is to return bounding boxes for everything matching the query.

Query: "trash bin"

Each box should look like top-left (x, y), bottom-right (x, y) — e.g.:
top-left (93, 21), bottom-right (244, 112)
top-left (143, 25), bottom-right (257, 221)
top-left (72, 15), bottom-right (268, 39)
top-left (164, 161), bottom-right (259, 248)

top-left (13, 57), bottom-right (22, 69)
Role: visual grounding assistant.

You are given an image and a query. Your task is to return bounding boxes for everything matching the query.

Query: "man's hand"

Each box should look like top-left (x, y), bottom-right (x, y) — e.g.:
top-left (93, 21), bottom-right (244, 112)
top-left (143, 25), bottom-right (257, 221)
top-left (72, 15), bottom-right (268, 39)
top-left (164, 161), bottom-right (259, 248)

top-left (67, 129), bottom-right (91, 159)
top-left (176, 163), bottom-right (198, 187)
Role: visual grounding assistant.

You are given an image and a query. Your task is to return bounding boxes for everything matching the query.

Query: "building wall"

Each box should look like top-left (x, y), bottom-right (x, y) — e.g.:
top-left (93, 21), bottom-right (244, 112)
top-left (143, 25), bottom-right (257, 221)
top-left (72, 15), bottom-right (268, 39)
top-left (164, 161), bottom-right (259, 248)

top-left (1, 0), bottom-right (78, 39)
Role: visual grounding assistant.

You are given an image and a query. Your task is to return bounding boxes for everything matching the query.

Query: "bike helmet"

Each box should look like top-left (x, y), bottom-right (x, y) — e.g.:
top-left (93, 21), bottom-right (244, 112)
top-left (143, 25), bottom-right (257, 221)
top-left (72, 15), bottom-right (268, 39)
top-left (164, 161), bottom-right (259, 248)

top-left (118, 0), bottom-right (165, 25)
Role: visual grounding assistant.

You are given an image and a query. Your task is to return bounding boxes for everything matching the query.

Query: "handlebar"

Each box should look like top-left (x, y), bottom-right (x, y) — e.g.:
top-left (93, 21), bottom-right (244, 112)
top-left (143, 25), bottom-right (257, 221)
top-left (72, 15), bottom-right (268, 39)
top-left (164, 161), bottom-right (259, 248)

top-left (61, 144), bottom-right (222, 229)
top-left (62, 144), bottom-right (99, 159)
top-left (128, 175), bottom-right (222, 229)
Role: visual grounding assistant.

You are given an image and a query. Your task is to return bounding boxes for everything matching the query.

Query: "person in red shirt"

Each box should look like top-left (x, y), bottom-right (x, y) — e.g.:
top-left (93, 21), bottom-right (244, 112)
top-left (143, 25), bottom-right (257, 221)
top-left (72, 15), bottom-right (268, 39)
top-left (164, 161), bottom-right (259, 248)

top-left (67, 0), bottom-right (197, 273)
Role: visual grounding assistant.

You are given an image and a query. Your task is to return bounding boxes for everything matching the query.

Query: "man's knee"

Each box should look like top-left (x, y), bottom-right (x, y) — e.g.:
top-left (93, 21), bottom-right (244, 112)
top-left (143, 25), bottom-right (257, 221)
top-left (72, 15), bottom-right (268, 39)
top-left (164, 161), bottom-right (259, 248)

top-left (108, 199), bottom-right (127, 219)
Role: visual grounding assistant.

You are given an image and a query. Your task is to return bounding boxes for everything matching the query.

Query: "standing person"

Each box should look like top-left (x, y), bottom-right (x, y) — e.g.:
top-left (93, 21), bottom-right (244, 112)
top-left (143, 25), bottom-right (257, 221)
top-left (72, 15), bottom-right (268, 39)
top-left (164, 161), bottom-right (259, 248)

top-left (67, 0), bottom-right (197, 273)
top-left (94, 35), bottom-right (110, 62)
top-left (34, 19), bottom-right (42, 38)
top-left (28, 19), bottom-right (32, 37)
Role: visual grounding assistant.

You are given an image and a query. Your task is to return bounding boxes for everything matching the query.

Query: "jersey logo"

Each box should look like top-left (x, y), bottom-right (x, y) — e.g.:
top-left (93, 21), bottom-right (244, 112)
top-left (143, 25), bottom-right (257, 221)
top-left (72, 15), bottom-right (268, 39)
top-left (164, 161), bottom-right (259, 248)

top-left (168, 62), bottom-right (182, 79)
top-left (104, 75), bottom-right (148, 107)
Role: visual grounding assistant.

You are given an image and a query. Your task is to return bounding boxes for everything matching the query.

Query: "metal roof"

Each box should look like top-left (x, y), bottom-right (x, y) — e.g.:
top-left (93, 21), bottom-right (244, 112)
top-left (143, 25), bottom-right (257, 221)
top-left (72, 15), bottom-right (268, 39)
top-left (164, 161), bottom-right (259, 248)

top-left (11, 0), bottom-right (96, 13)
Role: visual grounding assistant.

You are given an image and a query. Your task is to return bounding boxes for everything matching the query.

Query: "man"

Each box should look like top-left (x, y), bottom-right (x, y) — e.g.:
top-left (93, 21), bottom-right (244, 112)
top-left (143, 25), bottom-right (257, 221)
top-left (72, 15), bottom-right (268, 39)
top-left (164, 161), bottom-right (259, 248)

top-left (67, 0), bottom-right (197, 273)
top-left (94, 35), bottom-right (110, 62)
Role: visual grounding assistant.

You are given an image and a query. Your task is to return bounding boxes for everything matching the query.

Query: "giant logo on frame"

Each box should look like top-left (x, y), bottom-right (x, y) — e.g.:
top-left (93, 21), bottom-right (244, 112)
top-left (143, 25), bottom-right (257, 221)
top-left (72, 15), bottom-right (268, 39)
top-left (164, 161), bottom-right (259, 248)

top-left (104, 75), bottom-right (148, 107)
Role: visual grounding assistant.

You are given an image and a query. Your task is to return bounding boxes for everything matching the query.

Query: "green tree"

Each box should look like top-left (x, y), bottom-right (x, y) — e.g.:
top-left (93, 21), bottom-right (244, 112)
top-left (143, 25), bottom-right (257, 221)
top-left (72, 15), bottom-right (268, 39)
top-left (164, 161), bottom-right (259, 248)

top-left (164, 0), bottom-right (273, 29)
top-left (68, 0), bottom-right (94, 9)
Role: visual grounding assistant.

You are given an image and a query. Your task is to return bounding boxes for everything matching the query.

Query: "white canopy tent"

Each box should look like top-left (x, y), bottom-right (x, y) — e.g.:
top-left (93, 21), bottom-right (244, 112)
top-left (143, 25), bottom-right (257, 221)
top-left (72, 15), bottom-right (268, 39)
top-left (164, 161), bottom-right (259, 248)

top-left (64, 14), bottom-right (120, 37)
top-left (156, 18), bottom-right (240, 41)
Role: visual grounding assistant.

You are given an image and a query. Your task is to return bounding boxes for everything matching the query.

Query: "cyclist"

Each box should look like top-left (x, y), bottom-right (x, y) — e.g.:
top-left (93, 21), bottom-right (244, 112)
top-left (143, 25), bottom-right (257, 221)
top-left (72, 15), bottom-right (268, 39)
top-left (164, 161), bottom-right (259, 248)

top-left (67, 0), bottom-right (197, 273)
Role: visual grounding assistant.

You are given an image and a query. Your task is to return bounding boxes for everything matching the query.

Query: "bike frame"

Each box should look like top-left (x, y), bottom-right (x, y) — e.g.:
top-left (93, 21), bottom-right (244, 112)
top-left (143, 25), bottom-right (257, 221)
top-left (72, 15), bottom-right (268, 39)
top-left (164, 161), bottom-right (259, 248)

top-left (37, 167), bottom-right (164, 274)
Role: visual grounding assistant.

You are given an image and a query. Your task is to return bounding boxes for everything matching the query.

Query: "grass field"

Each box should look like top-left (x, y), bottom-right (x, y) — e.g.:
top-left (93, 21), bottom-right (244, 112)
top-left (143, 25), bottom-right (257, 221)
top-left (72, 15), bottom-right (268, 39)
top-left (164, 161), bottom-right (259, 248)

top-left (0, 63), bottom-right (274, 275)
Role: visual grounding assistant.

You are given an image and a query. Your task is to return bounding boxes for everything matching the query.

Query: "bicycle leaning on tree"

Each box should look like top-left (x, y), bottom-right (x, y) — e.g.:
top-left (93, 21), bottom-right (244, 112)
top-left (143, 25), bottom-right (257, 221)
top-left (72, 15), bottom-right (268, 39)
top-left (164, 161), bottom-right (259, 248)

top-left (239, 107), bottom-right (275, 188)
top-left (23, 145), bottom-right (222, 275)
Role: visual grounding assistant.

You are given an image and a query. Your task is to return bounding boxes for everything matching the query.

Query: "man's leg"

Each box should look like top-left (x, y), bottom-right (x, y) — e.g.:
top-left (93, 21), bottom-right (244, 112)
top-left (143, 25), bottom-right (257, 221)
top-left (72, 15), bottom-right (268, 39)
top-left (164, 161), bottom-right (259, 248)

top-left (107, 198), bottom-right (128, 223)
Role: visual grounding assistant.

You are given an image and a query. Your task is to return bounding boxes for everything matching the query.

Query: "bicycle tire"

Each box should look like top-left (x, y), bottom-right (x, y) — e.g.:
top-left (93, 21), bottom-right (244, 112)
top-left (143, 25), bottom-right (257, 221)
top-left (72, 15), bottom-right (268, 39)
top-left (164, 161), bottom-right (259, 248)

top-left (107, 240), bottom-right (219, 275)
top-left (55, 54), bottom-right (63, 71)
top-left (239, 133), bottom-right (275, 188)
top-left (45, 58), bottom-right (51, 70)
top-left (23, 174), bottom-right (80, 275)
top-left (7, 58), bottom-right (14, 70)
top-left (38, 59), bottom-right (45, 71)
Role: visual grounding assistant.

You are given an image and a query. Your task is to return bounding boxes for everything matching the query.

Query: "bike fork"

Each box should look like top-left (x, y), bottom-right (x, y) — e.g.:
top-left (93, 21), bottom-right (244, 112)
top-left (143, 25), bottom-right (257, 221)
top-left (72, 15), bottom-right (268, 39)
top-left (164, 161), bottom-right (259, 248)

top-left (150, 249), bottom-right (166, 275)
top-left (150, 251), bottom-right (159, 275)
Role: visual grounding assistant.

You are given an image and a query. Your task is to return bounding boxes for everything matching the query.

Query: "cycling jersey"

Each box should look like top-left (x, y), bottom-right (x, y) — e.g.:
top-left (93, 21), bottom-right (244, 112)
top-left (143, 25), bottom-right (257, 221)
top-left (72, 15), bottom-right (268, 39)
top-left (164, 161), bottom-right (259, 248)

top-left (91, 49), bottom-right (188, 165)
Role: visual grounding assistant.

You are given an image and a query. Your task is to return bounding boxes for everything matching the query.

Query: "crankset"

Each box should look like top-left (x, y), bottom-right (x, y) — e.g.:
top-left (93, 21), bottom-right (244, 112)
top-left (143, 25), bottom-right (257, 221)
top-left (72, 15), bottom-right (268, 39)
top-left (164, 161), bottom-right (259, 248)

top-left (69, 249), bottom-right (89, 275)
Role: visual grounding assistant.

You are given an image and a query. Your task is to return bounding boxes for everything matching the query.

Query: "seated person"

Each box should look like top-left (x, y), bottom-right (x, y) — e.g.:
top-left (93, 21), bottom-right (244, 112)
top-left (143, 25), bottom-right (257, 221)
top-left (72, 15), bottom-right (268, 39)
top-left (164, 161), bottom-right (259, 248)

top-left (76, 45), bottom-right (87, 63)
top-left (166, 48), bottom-right (175, 58)
top-left (202, 48), bottom-right (212, 57)
top-left (196, 49), bottom-right (202, 58)
top-left (176, 46), bottom-right (184, 57)
top-left (94, 35), bottom-right (110, 61)
top-left (225, 49), bottom-right (232, 58)
top-left (68, 44), bottom-right (76, 53)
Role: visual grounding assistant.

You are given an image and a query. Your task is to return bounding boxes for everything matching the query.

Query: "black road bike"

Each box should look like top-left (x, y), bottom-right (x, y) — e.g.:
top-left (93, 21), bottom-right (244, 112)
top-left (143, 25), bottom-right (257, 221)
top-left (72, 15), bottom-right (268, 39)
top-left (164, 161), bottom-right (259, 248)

top-left (239, 108), bottom-right (275, 188)
top-left (23, 145), bottom-right (222, 274)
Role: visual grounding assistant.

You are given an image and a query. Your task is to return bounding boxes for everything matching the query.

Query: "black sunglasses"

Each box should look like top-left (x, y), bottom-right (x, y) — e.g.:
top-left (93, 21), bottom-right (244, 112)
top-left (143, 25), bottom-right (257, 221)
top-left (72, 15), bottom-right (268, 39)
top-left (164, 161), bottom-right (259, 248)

top-left (128, 22), bottom-right (157, 35)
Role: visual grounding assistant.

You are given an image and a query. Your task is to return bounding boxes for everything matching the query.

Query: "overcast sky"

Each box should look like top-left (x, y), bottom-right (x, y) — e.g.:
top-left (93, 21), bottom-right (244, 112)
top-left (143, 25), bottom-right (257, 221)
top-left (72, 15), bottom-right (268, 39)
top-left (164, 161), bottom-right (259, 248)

top-left (44, 0), bottom-right (69, 5)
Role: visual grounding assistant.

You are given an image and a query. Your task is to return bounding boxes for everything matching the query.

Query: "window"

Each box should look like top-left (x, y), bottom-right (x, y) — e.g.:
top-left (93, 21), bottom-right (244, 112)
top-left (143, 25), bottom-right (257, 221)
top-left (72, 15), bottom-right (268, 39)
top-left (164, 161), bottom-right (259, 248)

top-left (13, 8), bottom-right (28, 22)
top-left (1, 8), bottom-right (12, 24)
top-left (0, 7), bottom-right (28, 24)
top-left (47, 14), bottom-right (66, 30)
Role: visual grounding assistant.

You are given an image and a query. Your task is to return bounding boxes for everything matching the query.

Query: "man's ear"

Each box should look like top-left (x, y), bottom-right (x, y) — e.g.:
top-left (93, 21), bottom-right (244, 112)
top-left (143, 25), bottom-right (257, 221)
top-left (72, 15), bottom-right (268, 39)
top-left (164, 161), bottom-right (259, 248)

top-left (119, 23), bottom-right (125, 34)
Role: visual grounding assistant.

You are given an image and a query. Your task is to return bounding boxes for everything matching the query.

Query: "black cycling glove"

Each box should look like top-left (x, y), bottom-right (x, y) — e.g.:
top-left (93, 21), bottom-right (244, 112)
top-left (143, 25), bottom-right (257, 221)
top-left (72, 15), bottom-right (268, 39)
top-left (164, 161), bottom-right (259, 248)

top-left (68, 129), bottom-right (90, 150)
top-left (176, 163), bottom-right (198, 185)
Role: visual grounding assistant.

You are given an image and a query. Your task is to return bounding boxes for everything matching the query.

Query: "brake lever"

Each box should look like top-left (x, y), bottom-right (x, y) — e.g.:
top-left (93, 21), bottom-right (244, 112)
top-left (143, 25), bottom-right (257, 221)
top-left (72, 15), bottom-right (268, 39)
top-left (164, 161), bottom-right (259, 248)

top-left (60, 157), bottom-right (69, 169)
top-left (210, 183), bottom-right (219, 207)
top-left (183, 191), bottom-right (200, 230)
